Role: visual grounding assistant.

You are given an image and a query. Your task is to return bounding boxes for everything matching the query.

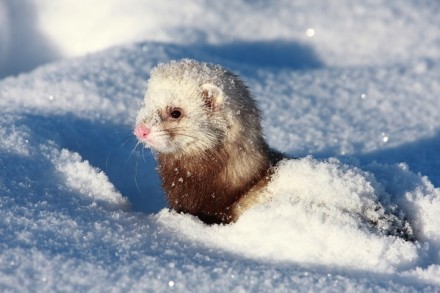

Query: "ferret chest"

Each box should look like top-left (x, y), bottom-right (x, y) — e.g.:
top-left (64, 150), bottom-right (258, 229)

top-left (157, 156), bottom-right (243, 224)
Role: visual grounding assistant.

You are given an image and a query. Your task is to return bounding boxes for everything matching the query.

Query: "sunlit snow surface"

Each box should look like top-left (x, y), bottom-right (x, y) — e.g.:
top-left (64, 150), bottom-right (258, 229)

top-left (1, 1), bottom-right (440, 292)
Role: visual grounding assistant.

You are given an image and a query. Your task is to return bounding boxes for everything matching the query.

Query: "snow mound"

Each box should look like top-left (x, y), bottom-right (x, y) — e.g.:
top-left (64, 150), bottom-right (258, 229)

top-left (52, 148), bottom-right (130, 210)
top-left (1, 32), bottom-right (440, 290)
top-left (268, 158), bottom-right (413, 239)
top-left (157, 156), bottom-right (440, 273)
top-left (365, 162), bottom-right (440, 244)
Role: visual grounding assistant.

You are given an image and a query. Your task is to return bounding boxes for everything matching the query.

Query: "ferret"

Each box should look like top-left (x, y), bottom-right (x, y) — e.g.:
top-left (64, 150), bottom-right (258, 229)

top-left (134, 59), bottom-right (415, 241)
top-left (134, 59), bottom-right (283, 224)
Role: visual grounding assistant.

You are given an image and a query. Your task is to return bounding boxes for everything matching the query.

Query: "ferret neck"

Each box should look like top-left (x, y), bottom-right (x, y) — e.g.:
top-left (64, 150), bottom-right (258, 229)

top-left (156, 141), bottom-right (275, 224)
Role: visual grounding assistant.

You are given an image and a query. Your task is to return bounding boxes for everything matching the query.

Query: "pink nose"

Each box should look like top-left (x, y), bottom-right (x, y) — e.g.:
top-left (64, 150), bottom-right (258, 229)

top-left (134, 124), bottom-right (151, 139)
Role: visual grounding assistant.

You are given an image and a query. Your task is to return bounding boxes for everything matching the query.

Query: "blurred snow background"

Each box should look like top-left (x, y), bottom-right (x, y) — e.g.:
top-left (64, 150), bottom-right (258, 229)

top-left (1, 0), bottom-right (440, 292)
top-left (2, 0), bottom-right (440, 77)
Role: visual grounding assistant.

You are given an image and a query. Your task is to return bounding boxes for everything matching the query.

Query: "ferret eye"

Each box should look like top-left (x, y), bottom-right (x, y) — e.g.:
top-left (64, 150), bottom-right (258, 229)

top-left (170, 110), bottom-right (182, 119)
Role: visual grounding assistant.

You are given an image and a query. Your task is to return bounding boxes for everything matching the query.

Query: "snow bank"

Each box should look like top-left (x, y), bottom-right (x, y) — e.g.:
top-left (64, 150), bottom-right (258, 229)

top-left (1, 39), bottom-right (440, 291)
top-left (28, 0), bottom-right (440, 66)
top-left (1, 39), bottom-right (440, 290)
top-left (1, 1), bottom-right (440, 77)
top-left (1, 0), bottom-right (440, 290)
top-left (157, 156), bottom-right (440, 273)
top-left (365, 162), bottom-right (440, 243)
top-left (257, 59), bottom-right (440, 158)
top-left (52, 148), bottom-right (130, 210)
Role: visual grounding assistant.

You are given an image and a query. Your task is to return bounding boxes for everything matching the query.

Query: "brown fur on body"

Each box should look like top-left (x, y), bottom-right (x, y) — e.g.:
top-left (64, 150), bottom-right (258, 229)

top-left (158, 138), bottom-right (284, 224)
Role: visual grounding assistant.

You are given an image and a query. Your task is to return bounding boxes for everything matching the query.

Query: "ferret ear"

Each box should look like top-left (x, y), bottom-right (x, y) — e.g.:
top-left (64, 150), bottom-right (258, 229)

top-left (201, 83), bottom-right (224, 111)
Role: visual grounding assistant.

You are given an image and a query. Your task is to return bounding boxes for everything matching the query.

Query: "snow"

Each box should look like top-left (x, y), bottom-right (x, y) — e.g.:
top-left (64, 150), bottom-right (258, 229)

top-left (1, 0), bottom-right (440, 292)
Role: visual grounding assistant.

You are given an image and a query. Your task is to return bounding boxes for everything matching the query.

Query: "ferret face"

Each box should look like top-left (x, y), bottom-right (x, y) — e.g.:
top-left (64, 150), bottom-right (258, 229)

top-left (134, 69), bottom-right (228, 155)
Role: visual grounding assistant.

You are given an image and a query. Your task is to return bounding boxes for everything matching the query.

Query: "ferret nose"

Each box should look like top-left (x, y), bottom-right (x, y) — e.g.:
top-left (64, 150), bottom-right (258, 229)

top-left (134, 124), bottom-right (151, 139)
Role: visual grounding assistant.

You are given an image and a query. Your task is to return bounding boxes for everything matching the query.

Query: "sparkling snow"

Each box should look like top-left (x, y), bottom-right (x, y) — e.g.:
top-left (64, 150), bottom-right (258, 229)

top-left (1, 0), bottom-right (440, 292)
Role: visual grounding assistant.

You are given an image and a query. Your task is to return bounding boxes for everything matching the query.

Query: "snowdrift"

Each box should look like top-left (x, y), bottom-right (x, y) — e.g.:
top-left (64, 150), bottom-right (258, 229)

top-left (1, 41), bottom-right (440, 291)
top-left (1, 0), bottom-right (440, 291)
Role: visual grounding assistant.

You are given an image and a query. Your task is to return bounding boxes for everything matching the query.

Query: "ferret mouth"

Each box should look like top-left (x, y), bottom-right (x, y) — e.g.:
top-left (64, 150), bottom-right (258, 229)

top-left (142, 138), bottom-right (171, 153)
top-left (139, 138), bottom-right (156, 149)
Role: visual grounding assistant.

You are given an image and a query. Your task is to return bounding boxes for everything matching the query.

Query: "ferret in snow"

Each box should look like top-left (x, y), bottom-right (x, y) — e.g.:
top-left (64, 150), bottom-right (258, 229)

top-left (134, 59), bottom-right (414, 240)
top-left (134, 59), bottom-right (283, 224)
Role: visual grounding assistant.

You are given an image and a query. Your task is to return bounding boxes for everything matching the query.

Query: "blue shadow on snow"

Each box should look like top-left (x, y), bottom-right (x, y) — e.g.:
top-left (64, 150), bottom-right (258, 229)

top-left (0, 0), bottom-right (60, 78)
top-left (10, 113), bottom-right (165, 214)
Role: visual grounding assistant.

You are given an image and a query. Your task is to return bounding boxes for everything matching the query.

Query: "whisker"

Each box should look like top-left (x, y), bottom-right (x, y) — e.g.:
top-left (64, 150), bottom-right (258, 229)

top-left (106, 125), bottom-right (133, 137)
top-left (171, 131), bottom-right (219, 149)
top-left (133, 150), bottom-right (142, 195)
top-left (126, 141), bottom-right (141, 164)
top-left (119, 135), bottom-right (135, 148)
top-left (105, 152), bottom-right (110, 170)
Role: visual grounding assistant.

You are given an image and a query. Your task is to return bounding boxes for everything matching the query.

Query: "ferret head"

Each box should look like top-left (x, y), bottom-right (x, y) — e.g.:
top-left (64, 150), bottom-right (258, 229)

top-left (134, 59), bottom-right (263, 156)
